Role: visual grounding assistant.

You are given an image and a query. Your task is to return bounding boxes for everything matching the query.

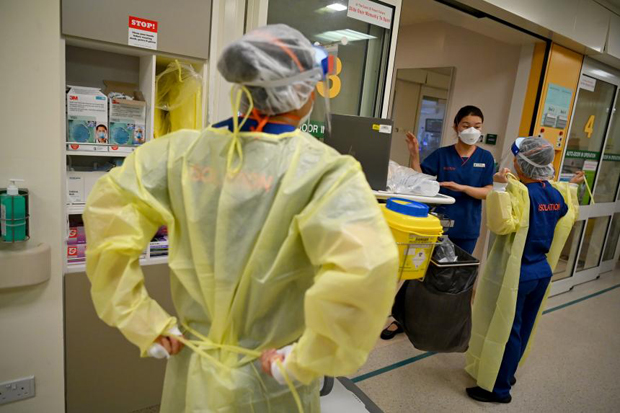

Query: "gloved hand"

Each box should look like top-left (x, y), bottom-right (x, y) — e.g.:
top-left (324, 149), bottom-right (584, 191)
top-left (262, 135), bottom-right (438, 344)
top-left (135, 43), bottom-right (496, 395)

top-left (569, 171), bottom-right (585, 184)
top-left (261, 345), bottom-right (296, 385)
top-left (148, 326), bottom-right (184, 359)
top-left (494, 168), bottom-right (511, 183)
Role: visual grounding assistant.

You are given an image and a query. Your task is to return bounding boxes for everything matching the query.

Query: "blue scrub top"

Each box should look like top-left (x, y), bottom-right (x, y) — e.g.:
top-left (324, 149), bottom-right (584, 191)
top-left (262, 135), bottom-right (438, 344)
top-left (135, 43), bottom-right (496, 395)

top-left (213, 117), bottom-right (297, 135)
top-left (421, 145), bottom-right (495, 239)
top-left (521, 182), bottom-right (568, 281)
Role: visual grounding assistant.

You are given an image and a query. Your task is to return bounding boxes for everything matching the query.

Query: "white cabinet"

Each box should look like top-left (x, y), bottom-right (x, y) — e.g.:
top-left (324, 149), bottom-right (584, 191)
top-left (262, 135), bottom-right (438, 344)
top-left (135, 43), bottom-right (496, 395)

top-left (62, 0), bottom-right (212, 59)
top-left (63, 37), bottom-right (207, 273)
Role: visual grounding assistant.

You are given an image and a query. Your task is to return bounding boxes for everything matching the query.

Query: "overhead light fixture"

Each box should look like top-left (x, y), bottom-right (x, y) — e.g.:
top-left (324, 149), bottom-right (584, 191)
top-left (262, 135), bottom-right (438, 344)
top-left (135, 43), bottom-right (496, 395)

top-left (326, 3), bottom-right (347, 11)
top-left (314, 29), bottom-right (376, 43)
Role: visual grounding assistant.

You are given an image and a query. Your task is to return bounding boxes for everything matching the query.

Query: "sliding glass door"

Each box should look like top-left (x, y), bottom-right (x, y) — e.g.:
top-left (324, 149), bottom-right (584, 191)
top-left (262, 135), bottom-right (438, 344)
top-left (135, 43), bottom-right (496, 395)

top-left (552, 58), bottom-right (620, 295)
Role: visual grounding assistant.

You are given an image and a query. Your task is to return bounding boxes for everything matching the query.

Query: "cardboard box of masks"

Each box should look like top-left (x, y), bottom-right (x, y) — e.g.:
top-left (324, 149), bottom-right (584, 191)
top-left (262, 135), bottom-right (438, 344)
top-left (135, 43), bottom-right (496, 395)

top-left (66, 86), bottom-right (109, 152)
top-left (104, 81), bottom-right (147, 154)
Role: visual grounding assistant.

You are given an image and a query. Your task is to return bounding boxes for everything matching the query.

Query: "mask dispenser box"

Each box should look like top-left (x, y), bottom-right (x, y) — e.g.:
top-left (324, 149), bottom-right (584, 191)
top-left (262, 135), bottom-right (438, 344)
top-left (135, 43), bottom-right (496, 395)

top-left (104, 80), bottom-right (147, 154)
top-left (66, 86), bottom-right (109, 152)
top-left (67, 171), bottom-right (107, 204)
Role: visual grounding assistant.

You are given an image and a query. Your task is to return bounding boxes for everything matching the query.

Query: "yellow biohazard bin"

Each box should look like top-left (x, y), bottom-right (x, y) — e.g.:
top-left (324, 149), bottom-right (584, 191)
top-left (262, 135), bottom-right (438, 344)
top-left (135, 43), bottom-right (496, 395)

top-left (381, 198), bottom-right (443, 280)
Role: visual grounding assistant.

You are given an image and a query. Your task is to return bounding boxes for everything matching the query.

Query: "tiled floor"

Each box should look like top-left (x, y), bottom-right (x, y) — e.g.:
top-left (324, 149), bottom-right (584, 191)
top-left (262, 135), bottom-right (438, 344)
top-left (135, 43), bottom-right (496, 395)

top-left (353, 270), bottom-right (620, 412)
top-left (132, 271), bottom-right (620, 413)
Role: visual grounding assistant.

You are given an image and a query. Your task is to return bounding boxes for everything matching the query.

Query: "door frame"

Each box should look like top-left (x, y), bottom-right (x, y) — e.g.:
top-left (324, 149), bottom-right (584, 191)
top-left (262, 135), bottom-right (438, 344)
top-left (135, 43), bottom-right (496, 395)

top-left (247, 0), bottom-right (403, 120)
top-left (552, 58), bottom-right (620, 295)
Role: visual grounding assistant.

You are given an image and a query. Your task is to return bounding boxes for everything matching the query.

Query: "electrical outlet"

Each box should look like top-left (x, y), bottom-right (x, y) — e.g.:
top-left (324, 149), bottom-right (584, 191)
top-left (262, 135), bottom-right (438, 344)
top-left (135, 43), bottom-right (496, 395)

top-left (0, 376), bottom-right (35, 405)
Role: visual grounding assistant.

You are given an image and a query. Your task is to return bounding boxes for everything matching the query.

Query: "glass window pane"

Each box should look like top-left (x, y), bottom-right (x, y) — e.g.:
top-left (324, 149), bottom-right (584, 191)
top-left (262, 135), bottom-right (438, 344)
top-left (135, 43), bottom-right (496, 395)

top-left (561, 77), bottom-right (616, 205)
top-left (577, 216), bottom-right (611, 271)
top-left (417, 97), bottom-right (447, 162)
top-left (603, 212), bottom-right (620, 261)
top-left (594, 97), bottom-right (620, 203)
top-left (389, 68), bottom-right (453, 166)
top-left (267, 1), bottom-right (393, 138)
top-left (553, 221), bottom-right (584, 281)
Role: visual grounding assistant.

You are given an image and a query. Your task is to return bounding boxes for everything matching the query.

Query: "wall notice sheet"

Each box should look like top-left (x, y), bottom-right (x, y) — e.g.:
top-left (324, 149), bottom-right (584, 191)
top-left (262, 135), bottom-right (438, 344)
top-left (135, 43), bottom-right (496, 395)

top-left (347, 0), bottom-right (393, 29)
top-left (541, 83), bottom-right (573, 129)
top-left (128, 16), bottom-right (158, 50)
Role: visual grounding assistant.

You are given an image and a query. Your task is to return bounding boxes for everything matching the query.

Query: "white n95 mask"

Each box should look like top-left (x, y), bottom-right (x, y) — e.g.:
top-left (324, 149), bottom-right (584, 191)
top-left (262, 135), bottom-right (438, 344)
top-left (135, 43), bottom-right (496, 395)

top-left (458, 127), bottom-right (482, 145)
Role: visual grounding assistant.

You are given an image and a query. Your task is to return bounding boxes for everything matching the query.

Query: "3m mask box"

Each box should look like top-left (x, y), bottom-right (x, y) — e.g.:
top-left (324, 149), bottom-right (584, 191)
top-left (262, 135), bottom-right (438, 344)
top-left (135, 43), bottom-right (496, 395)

top-left (104, 81), bottom-right (147, 154)
top-left (66, 86), bottom-right (108, 152)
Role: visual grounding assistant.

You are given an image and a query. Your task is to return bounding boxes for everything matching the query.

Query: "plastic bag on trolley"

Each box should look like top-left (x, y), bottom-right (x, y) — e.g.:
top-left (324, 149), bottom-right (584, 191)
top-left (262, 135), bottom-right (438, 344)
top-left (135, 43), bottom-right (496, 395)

top-left (154, 60), bottom-right (203, 137)
top-left (434, 236), bottom-right (458, 263)
top-left (387, 161), bottom-right (440, 196)
top-left (392, 240), bottom-right (479, 352)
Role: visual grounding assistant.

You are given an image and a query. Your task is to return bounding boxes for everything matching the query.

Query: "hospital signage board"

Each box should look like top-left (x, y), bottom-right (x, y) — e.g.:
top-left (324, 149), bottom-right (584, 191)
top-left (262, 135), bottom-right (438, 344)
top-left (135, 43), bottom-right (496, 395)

top-left (564, 149), bottom-right (599, 205)
top-left (564, 150), bottom-right (599, 160)
top-left (485, 134), bottom-right (497, 145)
top-left (347, 0), bottom-right (393, 29)
top-left (128, 16), bottom-right (158, 50)
top-left (579, 75), bottom-right (597, 92)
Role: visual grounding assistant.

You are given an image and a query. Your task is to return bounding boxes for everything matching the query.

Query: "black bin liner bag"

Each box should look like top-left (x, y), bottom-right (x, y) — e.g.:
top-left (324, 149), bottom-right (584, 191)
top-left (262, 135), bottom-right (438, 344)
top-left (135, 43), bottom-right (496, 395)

top-left (392, 243), bottom-right (479, 353)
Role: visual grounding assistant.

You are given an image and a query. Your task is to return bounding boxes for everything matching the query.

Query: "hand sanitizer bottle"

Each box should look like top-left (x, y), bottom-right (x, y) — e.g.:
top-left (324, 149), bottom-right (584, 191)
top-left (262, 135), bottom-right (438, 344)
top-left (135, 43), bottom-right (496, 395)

top-left (1, 179), bottom-right (27, 242)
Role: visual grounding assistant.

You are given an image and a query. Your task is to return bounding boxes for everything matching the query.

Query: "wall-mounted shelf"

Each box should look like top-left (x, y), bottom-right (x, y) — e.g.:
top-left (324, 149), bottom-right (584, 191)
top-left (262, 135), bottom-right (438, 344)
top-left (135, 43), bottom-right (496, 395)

top-left (0, 243), bottom-right (51, 289)
top-left (67, 204), bottom-right (85, 215)
top-left (62, 41), bottom-right (202, 277)
top-left (66, 255), bottom-right (168, 274)
top-left (66, 150), bottom-right (133, 158)
top-left (65, 36), bottom-right (208, 66)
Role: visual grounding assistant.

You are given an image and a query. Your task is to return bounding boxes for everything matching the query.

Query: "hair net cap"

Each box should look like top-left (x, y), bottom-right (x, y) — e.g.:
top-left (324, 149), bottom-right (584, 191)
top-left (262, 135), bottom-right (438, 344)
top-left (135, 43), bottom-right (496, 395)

top-left (515, 136), bottom-right (555, 180)
top-left (217, 24), bottom-right (320, 116)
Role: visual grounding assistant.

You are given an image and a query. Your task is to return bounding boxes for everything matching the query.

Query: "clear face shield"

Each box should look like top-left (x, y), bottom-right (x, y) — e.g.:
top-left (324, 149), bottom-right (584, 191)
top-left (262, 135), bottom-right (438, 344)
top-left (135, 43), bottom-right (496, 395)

top-left (312, 45), bottom-right (336, 136)
top-left (499, 137), bottom-right (555, 180)
top-left (496, 137), bottom-right (525, 174)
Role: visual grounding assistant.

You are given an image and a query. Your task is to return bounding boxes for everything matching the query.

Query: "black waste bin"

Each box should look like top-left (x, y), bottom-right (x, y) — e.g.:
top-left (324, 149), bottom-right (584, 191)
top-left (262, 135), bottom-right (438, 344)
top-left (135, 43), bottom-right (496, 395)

top-left (392, 242), bottom-right (479, 353)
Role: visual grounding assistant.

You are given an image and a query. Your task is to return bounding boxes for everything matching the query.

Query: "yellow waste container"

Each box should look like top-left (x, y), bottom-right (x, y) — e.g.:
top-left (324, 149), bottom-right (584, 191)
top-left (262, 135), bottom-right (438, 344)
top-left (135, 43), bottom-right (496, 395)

top-left (381, 198), bottom-right (443, 280)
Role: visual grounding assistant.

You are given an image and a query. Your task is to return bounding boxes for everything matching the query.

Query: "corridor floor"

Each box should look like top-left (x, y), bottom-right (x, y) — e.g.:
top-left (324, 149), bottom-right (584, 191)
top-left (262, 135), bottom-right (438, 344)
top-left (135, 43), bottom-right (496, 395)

top-left (351, 270), bottom-right (620, 412)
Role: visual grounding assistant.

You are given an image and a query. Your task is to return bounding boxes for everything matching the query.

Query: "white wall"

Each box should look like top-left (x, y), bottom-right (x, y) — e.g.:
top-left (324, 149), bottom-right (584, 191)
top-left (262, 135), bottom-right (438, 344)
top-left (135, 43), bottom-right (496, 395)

top-left (393, 20), bottom-right (531, 260)
top-left (479, 42), bottom-right (534, 265)
top-left (395, 20), bottom-right (523, 159)
top-left (0, 1), bottom-right (65, 412)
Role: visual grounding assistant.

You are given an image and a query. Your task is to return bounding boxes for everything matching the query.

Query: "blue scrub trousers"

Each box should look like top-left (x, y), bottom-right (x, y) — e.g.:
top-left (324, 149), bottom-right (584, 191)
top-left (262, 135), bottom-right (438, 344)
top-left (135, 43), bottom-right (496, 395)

top-left (493, 277), bottom-right (551, 397)
top-left (450, 237), bottom-right (477, 255)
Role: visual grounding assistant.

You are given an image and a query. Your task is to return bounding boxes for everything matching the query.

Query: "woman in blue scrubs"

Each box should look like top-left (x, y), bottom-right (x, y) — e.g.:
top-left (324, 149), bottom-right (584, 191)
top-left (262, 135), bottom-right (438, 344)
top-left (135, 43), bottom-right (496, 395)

top-left (408, 105), bottom-right (494, 254)
top-left (381, 106), bottom-right (494, 340)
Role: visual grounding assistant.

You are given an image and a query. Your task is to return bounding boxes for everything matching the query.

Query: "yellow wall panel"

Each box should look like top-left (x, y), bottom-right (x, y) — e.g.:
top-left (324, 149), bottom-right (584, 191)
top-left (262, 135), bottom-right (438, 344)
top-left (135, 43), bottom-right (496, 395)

top-left (519, 44), bottom-right (584, 177)
top-left (519, 42), bottom-right (548, 137)
top-left (535, 44), bottom-right (583, 175)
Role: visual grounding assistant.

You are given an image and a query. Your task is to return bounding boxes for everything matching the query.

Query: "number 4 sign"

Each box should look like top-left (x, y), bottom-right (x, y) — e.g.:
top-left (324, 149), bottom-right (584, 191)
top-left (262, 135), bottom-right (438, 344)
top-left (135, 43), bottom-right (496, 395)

top-left (584, 115), bottom-right (595, 138)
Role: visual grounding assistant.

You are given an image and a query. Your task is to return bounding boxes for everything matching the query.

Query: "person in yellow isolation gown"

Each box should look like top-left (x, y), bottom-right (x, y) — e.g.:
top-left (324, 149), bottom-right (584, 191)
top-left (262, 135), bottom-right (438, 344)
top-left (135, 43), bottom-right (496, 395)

top-left (465, 136), bottom-right (583, 403)
top-left (83, 24), bottom-right (399, 413)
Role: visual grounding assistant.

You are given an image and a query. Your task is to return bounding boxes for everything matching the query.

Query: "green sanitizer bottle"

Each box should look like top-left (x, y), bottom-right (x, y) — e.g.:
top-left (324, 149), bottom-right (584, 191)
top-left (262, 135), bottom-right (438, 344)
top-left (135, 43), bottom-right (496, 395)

top-left (1, 179), bottom-right (27, 242)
